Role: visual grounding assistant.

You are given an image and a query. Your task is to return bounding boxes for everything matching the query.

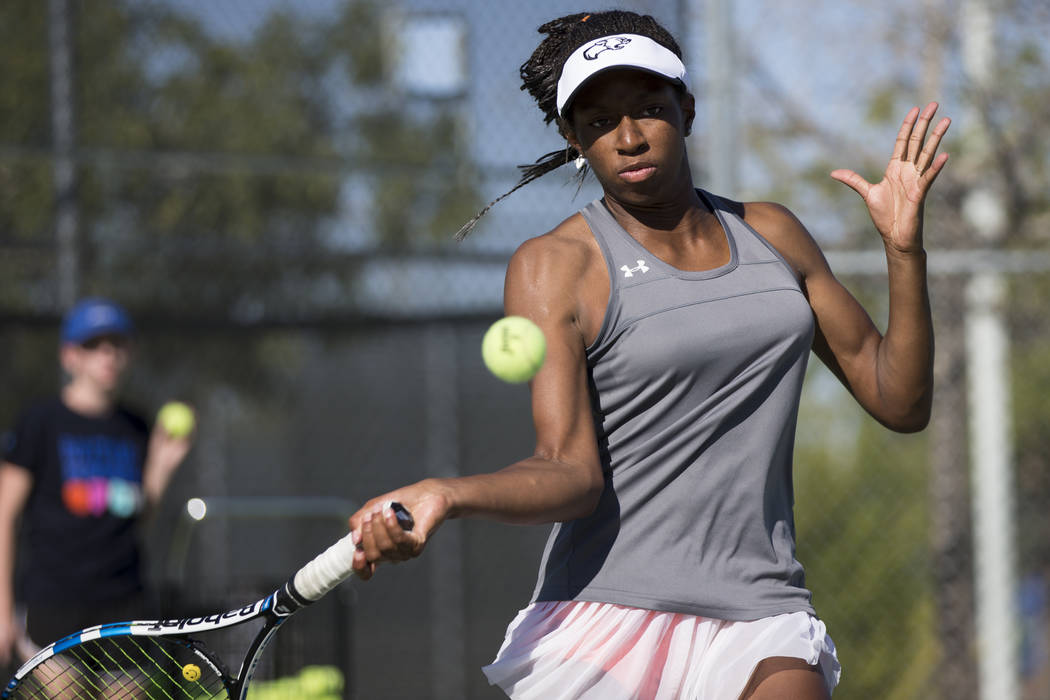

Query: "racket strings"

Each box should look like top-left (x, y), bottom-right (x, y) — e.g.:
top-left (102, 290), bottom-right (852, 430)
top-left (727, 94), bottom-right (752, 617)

top-left (16, 653), bottom-right (100, 699)
top-left (8, 636), bottom-right (228, 699)
top-left (70, 639), bottom-right (153, 698)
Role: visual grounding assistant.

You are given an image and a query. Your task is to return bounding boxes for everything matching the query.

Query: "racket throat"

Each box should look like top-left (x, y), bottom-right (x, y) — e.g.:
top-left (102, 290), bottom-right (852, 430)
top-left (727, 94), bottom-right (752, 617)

top-left (276, 578), bottom-right (315, 613)
top-left (231, 622), bottom-right (284, 700)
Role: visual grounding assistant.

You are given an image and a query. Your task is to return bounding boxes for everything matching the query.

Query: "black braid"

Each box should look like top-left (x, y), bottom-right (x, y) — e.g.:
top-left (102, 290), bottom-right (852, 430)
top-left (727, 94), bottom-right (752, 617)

top-left (455, 10), bottom-right (684, 241)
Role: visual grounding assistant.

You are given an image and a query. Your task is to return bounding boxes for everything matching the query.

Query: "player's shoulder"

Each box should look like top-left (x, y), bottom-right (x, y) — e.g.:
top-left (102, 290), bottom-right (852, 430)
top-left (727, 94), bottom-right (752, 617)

top-left (508, 212), bottom-right (600, 280)
top-left (738, 200), bottom-right (804, 233)
top-left (737, 199), bottom-right (827, 278)
top-left (504, 213), bottom-right (603, 317)
top-left (702, 194), bottom-right (802, 238)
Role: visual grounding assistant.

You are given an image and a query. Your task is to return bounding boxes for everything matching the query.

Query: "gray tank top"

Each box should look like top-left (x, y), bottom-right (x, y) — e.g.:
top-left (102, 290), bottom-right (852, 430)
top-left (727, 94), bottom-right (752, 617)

top-left (532, 191), bottom-right (817, 620)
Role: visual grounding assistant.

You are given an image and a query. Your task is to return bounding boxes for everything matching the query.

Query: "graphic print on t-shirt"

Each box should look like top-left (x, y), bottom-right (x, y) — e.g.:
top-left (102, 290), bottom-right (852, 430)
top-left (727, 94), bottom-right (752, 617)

top-left (58, 434), bottom-right (143, 518)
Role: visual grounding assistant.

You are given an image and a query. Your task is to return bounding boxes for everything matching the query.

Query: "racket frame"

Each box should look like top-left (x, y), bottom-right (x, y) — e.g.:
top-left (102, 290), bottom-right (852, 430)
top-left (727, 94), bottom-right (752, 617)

top-left (4, 502), bottom-right (413, 699)
top-left (4, 588), bottom-right (294, 699)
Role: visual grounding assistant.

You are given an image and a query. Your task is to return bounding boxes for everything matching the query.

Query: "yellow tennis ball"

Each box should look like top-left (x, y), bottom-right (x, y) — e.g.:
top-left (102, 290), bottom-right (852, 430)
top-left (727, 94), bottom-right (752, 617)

top-left (482, 316), bottom-right (546, 384)
top-left (182, 663), bottom-right (201, 682)
top-left (158, 401), bottom-right (195, 438)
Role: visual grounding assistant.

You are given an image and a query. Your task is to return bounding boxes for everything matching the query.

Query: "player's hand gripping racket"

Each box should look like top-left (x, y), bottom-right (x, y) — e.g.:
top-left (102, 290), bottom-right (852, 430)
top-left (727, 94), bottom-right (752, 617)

top-left (3, 502), bottom-right (413, 699)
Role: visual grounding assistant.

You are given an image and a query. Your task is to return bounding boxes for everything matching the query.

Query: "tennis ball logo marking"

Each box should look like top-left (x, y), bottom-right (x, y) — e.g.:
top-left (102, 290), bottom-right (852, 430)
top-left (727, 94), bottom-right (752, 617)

top-left (158, 401), bottom-right (195, 438)
top-left (482, 316), bottom-right (546, 384)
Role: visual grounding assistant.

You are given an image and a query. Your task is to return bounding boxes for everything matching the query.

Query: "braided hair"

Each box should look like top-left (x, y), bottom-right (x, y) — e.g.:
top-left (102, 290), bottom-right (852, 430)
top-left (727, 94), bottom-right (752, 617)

top-left (455, 10), bottom-right (685, 240)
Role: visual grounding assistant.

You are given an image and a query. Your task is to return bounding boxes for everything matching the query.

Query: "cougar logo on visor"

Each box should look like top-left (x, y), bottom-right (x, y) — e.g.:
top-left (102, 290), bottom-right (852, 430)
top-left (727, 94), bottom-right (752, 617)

top-left (583, 36), bottom-right (632, 60)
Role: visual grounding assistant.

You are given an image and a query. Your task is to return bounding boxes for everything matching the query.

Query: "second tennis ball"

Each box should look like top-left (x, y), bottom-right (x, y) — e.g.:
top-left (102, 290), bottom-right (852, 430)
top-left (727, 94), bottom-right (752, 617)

top-left (158, 401), bottom-right (195, 438)
top-left (482, 316), bottom-right (547, 384)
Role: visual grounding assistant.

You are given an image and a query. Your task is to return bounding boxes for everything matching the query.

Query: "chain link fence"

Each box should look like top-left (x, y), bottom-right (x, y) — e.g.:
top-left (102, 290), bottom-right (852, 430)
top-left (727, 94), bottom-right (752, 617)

top-left (2, 1), bottom-right (1049, 698)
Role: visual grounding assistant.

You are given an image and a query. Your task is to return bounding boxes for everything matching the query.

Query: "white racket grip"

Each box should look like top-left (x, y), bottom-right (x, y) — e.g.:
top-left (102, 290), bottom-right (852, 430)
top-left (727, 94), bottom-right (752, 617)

top-left (291, 501), bottom-right (414, 603)
top-left (292, 532), bottom-right (357, 602)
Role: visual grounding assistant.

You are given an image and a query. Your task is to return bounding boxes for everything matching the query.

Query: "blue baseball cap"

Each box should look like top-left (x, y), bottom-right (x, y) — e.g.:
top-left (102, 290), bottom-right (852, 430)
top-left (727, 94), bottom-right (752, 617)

top-left (61, 298), bottom-right (134, 344)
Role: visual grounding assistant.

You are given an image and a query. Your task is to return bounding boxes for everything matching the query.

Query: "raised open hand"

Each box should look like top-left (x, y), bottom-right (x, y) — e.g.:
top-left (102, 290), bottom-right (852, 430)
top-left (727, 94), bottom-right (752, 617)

top-left (831, 102), bottom-right (951, 254)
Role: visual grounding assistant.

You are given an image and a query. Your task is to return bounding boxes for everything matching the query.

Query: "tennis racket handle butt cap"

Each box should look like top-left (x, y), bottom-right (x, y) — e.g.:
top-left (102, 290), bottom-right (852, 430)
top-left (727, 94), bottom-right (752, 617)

top-left (289, 501), bottom-right (414, 604)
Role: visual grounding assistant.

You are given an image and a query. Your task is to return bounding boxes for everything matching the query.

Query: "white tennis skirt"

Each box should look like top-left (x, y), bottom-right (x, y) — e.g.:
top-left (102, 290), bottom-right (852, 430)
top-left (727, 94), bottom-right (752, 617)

top-left (482, 601), bottom-right (841, 699)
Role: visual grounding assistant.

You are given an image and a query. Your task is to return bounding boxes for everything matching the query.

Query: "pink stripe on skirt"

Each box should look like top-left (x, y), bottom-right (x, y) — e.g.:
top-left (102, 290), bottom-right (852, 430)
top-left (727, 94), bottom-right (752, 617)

top-left (482, 601), bottom-right (840, 699)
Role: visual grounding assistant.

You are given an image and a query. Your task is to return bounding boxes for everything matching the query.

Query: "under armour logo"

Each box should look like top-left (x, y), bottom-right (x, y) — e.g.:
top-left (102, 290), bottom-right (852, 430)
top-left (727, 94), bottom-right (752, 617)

top-left (583, 37), bottom-right (632, 60)
top-left (621, 260), bottom-right (650, 278)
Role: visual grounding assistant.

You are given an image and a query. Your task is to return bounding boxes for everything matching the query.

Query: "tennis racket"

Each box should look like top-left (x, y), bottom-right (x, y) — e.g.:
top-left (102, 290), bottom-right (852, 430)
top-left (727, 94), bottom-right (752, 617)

top-left (3, 502), bottom-right (413, 699)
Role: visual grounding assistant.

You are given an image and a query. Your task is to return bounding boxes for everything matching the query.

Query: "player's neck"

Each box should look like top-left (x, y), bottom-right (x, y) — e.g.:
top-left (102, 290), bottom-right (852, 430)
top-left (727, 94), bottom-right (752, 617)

top-left (62, 381), bottom-right (116, 417)
top-left (603, 179), bottom-right (705, 237)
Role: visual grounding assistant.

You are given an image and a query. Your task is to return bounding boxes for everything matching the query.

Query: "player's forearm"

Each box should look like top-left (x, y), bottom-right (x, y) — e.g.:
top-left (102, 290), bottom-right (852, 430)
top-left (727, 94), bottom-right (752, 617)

top-left (439, 456), bottom-right (605, 524)
top-left (876, 245), bottom-right (934, 431)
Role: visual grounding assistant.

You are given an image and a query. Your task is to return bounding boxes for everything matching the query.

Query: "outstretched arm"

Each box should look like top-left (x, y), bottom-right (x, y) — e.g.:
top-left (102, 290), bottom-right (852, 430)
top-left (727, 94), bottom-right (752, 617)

top-left (348, 230), bottom-right (606, 579)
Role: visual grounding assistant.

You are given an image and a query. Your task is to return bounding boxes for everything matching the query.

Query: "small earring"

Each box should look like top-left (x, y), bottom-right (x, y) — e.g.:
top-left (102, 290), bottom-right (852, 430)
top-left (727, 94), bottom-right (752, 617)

top-left (575, 155), bottom-right (587, 170)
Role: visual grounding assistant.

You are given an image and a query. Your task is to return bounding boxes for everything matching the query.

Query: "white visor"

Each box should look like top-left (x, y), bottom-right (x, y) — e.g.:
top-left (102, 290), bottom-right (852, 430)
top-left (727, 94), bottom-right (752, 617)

top-left (556, 34), bottom-right (689, 118)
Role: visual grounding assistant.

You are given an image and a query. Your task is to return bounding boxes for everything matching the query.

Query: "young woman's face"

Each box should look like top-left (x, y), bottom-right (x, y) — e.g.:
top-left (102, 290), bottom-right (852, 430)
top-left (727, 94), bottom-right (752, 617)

top-left (566, 69), bottom-right (694, 204)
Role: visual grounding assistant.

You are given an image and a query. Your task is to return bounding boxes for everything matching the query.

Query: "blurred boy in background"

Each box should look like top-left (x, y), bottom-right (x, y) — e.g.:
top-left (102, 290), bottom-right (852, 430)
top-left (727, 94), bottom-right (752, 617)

top-left (0, 298), bottom-right (194, 666)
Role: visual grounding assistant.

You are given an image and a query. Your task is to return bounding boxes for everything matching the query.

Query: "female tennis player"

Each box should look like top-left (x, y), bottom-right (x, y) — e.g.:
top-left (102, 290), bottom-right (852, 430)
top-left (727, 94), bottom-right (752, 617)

top-left (349, 10), bottom-right (949, 699)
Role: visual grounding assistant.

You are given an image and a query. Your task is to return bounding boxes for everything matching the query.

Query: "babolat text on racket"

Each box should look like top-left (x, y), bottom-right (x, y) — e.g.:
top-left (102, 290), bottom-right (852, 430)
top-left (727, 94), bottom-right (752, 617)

top-left (3, 502), bottom-right (413, 699)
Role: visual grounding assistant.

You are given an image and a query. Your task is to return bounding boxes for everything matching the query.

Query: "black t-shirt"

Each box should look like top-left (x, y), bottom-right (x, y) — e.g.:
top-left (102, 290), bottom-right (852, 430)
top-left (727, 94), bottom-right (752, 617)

top-left (4, 396), bottom-right (149, 603)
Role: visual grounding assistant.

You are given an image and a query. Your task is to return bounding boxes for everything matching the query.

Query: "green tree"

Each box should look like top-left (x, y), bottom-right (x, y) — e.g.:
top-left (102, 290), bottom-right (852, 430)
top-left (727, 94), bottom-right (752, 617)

top-left (763, 4), bottom-right (1050, 698)
top-left (0, 0), bottom-right (479, 419)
